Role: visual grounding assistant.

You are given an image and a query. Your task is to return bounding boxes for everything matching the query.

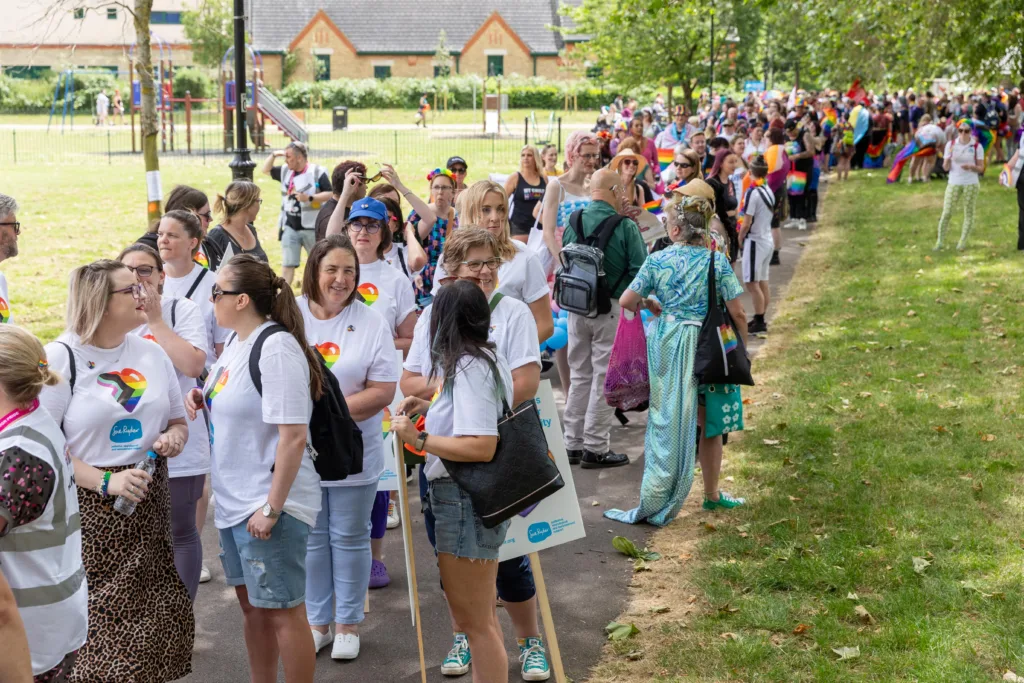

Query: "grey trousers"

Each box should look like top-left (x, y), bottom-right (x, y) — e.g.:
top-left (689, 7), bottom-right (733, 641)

top-left (564, 302), bottom-right (619, 453)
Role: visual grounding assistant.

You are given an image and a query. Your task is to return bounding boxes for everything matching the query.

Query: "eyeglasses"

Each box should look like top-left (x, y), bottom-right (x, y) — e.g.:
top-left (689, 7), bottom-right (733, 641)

top-left (124, 265), bottom-right (156, 277)
top-left (673, 161), bottom-right (694, 169)
top-left (579, 153), bottom-right (601, 161)
top-left (210, 284), bottom-right (242, 302)
top-left (459, 257), bottom-right (501, 272)
top-left (348, 221), bottom-right (382, 234)
top-left (433, 186), bottom-right (455, 194)
top-left (449, 167), bottom-right (468, 175)
top-left (195, 211), bottom-right (213, 222)
top-left (0, 221), bottom-right (20, 235)
top-left (111, 283), bottom-right (143, 299)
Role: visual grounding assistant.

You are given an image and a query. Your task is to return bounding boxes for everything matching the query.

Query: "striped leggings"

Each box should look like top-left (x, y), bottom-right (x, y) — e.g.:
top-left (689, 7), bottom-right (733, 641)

top-left (935, 182), bottom-right (979, 249)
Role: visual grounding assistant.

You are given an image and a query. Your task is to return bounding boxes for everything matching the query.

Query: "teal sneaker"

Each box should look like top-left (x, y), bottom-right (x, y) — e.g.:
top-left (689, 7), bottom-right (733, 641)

top-left (518, 636), bottom-right (551, 681)
top-left (703, 491), bottom-right (746, 511)
top-left (441, 633), bottom-right (471, 677)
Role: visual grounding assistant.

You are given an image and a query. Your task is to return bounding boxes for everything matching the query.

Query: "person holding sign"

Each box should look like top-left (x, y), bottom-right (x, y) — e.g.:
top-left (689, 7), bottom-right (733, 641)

top-left (392, 279), bottom-right (515, 683)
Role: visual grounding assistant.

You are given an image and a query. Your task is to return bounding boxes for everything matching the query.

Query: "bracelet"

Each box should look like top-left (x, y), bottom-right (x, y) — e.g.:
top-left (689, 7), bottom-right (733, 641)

top-left (100, 471), bottom-right (112, 497)
top-left (402, 190), bottom-right (414, 197)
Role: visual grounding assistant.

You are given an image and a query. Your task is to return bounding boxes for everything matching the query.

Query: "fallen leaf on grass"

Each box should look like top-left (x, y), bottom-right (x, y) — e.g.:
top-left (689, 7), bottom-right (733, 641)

top-left (961, 580), bottom-right (1005, 600)
top-left (742, 398), bottom-right (753, 405)
top-left (813, 349), bottom-right (823, 360)
top-left (718, 602), bottom-right (740, 613)
top-left (649, 606), bottom-right (671, 614)
top-left (952, 287), bottom-right (964, 293)
top-left (854, 605), bottom-right (876, 624)
top-left (633, 559), bottom-right (651, 572)
top-left (912, 556), bottom-right (932, 574)
top-left (916, 373), bottom-right (927, 378)
top-left (858, 392), bottom-right (873, 398)
top-left (907, 310), bottom-right (917, 317)
top-left (612, 536), bottom-right (661, 562)
top-left (606, 621), bottom-right (640, 641)
top-left (846, 592), bottom-right (859, 601)
top-left (832, 646), bottom-right (861, 660)
top-left (624, 650), bottom-right (644, 661)
top-left (934, 425), bottom-right (949, 434)
top-left (763, 439), bottom-right (780, 446)
top-left (981, 433), bottom-right (997, 442)
top-left (793, 623), bottom-right (810, 635)
top-left (720, 632), bottom-right (740, 641)
top-left (788, 496), bottom-right (802, 502)
top-left (703, 522), bottom-right (718, 532)
top-left (862, 479), bottom-right (872, 486)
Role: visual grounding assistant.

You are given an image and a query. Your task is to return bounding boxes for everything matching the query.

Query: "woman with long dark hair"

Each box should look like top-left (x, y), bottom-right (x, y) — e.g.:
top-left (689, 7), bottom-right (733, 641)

top-left (705, 148), bottom-right (741, 265)
top-left (392, 279), bottom-right (515, 683)
top-left (185, 254), bottom-right (324, 683)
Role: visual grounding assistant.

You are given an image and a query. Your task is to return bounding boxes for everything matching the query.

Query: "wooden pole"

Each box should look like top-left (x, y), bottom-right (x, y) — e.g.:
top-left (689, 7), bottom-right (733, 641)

top-left (185, 91), bottom-right (192, 155)
top-left (529, 552), bottom-right (567, 683)
top-left (396, 439), bottom-right (427, 683)
top-left (129, 60), bottom-right (136, 154)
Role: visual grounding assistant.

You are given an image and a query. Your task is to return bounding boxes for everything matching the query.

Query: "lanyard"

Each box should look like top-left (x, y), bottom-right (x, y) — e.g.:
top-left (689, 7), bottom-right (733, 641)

top-left (0, 399), bottom-right (38, 434)
top-left (287, 165), bottom-right (310, 195)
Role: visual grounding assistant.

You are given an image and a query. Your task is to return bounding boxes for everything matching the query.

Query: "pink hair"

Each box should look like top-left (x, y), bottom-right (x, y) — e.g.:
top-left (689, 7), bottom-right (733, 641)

top-left (564, 130), bottom-right (600, 168)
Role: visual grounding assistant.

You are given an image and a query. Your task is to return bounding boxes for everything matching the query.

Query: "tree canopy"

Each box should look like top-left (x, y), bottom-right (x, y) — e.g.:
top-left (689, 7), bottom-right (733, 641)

top-left (181, 0), bottom-right (233, 69)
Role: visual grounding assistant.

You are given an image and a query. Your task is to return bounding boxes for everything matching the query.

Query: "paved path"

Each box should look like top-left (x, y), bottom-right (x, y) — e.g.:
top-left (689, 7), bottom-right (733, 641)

top-left (181, 212), bottom-right (816, 682)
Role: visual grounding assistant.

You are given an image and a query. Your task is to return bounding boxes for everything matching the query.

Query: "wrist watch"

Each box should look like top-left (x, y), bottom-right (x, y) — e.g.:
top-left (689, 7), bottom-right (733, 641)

top-left (413, 431), bottom-right (429, 452)
top-left (261, 502), bottom-right (280, 520)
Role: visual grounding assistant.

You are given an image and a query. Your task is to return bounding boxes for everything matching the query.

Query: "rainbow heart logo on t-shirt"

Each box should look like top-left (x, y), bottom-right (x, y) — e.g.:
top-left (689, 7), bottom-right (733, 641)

top-left (315, 342), bottom-right (340, 369)
top-left (97, 368), bottom-right (147, 413)
top-left (0, 297), bottom-right (9, 323)
top-left (205, 367), bottom-right (229, 409)
top-left (357, 283), bottom-right (379, 306)
top-left (381, 406), bottom-right (391, 440)
top-left (142, 334), bottom-right (157, 343)
top-left (194, 249), bottom-right (209, 269)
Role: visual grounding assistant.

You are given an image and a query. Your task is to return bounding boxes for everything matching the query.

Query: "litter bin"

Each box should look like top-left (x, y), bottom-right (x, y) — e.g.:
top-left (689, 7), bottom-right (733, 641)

top-left (332, 106), bottom-right (348, 131)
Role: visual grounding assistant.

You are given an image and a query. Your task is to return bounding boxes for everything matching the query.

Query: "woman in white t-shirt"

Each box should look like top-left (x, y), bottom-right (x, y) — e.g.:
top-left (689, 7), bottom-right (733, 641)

top-left (40, 259), bottom-right (193, 681)
top-left (400, 228), bottom-right (551, 680)
top-left (392, 280), bottom-right (515, 683)
top-left (118, 243), bottom-right (210, 601)
top-left (184, 254), bottom-right (324, 682)
top-left (936, 120), bottom-right (986, 251)
top-left (296, 235), bottom-right (398, 660)
top-left (440, 180), bottom-right (554, 343)
top-left (742, 125), bottom-right (768, 164)
top-left (0, 325), bottom-right (87, 681)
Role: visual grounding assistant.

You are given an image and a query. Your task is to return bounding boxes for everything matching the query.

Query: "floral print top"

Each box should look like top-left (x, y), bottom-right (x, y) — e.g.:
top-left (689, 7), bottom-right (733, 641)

top-left (409, 210), bottom-right (453, 302)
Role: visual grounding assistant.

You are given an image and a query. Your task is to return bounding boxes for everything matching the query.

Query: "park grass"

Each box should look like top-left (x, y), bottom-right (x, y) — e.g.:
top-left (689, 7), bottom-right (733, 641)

top-left (588, 173), bottom-right (1024, 682)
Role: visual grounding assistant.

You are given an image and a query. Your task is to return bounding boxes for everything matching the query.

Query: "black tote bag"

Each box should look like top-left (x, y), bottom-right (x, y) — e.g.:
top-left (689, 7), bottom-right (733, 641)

top-left (693, 255), bottom-right (755, 386)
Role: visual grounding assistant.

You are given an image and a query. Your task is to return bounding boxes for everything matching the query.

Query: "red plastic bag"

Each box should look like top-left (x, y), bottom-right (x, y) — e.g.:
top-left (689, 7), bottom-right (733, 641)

top-left (604, 311), bottom-right (649, 411)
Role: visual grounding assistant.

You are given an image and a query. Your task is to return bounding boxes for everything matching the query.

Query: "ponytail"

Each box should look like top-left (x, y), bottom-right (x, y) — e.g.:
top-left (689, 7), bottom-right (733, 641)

top-left (222, 254), bottom-right (324, 400)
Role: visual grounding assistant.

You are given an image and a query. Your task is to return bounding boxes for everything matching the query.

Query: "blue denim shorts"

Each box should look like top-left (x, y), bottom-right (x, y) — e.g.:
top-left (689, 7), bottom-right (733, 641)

top-left (426, 477), bottom-right (510, 561)
top-left (219, 512), bottom-right (311, 609)
top-left (281, 227), bottom-right (315, 267)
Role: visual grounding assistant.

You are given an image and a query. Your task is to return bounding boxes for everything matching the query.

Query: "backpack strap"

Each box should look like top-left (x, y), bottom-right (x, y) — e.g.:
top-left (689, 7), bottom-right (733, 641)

top-left (591, 213), bottom-right (627, 252)
top-left (57, 342), bottom-right (76, 393)
top-left (247, 324), bottom-right (287, 396)
top-left (568, 209), bottom-right (585, 243)
top-left (184, 267), bottom-right (209, 301)
top-left (489, 292), bottom-right (504, 312)
top-left (396, 246), bottom-right (409, 277)
top-left (170, 298), bottom-right (179, 328)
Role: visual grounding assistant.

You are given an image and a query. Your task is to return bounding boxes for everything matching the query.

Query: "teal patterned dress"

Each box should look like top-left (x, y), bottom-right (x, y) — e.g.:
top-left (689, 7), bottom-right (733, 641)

top-left (605, 245), bottom-right (744, 527)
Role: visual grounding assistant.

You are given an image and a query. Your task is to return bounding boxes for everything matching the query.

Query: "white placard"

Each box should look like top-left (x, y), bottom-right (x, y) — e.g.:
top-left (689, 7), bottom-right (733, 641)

top-left (499, 380), bottom-right (586, 561)
top-left (378, 350), bottom-right (405, 492)
top-left (146, 170), bottom-right (163, 202)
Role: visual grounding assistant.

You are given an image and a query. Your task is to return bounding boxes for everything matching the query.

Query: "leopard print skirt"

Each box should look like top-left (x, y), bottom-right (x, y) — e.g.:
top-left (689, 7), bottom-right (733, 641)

top-left (70, 458), bottom-right (194, 683)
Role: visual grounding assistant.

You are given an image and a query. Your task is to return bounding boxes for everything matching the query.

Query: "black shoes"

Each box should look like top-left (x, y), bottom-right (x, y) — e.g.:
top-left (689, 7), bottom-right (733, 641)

top-left (748, 317), bottom-right (768, 334)
top-left (567, 449), bottom-right (583, 465)
top-left (581, 450), bottom-right (630, 469)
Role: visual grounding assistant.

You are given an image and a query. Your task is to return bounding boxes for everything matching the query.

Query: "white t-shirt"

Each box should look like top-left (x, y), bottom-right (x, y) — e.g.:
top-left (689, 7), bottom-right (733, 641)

top-left (382, 243), bottom-right (417, 282)
top-left (944, 139), bottom-right (984, 186)
top-left (431, 240), bottom-right (549, 305)
top-left (297, 297), bottom-right (399, 488)
top-left (40, 334), bottom-right (185, 468)
top-left (423, 352), bottom-right (514, 481)
top-left (203, 321), bottom-right (321, 529)
top-left (916, 124), bottom-right (945, 147)
top-left (743, 184), bottom-right (775, 245)
top-left (742, 138), bottom-right (768, 163)
top-left (0, 271), bottom-right (9, 323)
top-left (163, 263), bottom-right (229, 358)
top-left (131, 296), bottom-right (210, 478)
top-left (356, 259), bottom-right (417, 337)
top-left (405, 292), bottom-right (541, 378)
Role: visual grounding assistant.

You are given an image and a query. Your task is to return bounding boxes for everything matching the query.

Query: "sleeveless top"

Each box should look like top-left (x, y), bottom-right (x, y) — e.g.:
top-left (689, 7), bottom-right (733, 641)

top-left (410, 210), bottom-right (453, 304)
top-left (510, 173), bottom-right (547, 232)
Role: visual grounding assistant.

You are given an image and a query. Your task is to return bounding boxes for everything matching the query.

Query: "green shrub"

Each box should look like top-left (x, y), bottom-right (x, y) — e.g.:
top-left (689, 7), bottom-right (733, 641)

top-left (0, 72), bottom-right (129, 113)
top-left (172, 68), bottom-right (213, 100)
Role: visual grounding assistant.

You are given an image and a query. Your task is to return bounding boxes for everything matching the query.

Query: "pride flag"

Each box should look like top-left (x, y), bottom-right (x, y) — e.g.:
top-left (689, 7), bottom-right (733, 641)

top-left (718, 323), bottom-right (738, 354)
top-left (864, 132), bottom-right (890, 168)
top-left (886, 140), bottom-right (937, 183)
top-left (849, 105), bottom-right (870, 145)
top-left (822, 108), bottom-right (838, 135)
top-left (787, 170), bottom-right (807, 196)
top-left (643, 197), bottom-right (663, 215)
top-left (656, 148), bottom-right (674, 174)
top-left (763, 145), bottom-right (785, 174)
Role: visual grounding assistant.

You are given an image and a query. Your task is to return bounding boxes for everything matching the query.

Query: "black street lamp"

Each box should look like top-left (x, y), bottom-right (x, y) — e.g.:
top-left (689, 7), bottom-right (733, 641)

top-left (228, 0), bottom-right (255, 180)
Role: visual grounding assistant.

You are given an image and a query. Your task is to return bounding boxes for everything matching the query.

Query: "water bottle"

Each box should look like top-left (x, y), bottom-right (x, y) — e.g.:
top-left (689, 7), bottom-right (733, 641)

top-left (113, 450), bottom-right (158, 517)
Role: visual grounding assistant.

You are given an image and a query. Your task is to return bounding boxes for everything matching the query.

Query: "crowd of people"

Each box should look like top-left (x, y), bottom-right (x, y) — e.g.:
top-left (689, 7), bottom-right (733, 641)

top-left (2, 78), bottom-right (1020, 682)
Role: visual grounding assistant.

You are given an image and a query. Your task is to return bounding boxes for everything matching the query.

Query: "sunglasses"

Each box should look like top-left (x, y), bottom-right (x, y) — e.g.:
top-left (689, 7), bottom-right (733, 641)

top-left (673, 161), bottom-right (694, 169)
top-left (449, 167), bottom-right (468, 174)
top-left (124, 264), bottom-right (156, 277)
top-left (356, 170), bottom-right (384, 183)
top-left (111, 283), bottom-right (143, 299)
top-left (0, 221), bottom-right (20, 235)
top-left (620, 159), bottom-right (639, 166)
top-left (210, 284), bottom-right (242, 302)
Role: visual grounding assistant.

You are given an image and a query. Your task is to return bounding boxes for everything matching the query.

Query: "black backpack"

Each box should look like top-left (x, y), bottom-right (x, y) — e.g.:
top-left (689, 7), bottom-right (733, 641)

top-left (553, 210), bottom-right (628, 318)
top-left (246, 324), bottom-right (363, 481)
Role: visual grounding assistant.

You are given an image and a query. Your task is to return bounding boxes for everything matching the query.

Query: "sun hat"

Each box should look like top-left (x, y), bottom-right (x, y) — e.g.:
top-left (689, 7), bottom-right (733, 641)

top-left (608, 148), bottom-right (648, 175)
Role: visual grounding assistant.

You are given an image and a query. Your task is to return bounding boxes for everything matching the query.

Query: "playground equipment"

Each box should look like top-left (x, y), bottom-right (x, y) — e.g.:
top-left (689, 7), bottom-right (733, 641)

top-left (47, 68), bottom-right (123, 132)
top-left (221, 46), bottom-right (307, 152)
top-left (128, 32), bottom-right (176, 153)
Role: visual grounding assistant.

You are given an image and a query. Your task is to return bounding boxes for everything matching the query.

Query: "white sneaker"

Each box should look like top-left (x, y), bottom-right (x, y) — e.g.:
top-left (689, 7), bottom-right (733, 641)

top-left (798, 219), bottom-right (808, 230)
top-left (386, 498), bottom-right (400, 529)
top-left (332, 632), bottom-right (360, 660)
top-left (198, 565), bottom-right (211, 583)
top-left (311, 627), bottom-right (334, 654)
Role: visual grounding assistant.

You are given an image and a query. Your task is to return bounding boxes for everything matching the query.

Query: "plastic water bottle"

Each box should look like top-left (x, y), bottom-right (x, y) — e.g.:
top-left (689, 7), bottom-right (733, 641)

top-left (113, 450), bottom-right (158, 517)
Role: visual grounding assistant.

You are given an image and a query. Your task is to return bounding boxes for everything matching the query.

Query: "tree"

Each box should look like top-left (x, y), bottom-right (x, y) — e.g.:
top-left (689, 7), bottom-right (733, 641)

top-left (181, 0), bottom-right (234, 69)
top-left (433, 29), bottom-right (453, 78)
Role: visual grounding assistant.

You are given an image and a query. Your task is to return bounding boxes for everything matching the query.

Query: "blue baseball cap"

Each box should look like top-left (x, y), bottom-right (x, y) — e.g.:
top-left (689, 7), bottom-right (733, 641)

top-left (348, 197), bottom-right (387, 222)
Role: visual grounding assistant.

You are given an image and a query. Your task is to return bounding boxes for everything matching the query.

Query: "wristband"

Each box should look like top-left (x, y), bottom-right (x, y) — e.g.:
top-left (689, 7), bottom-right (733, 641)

top-left (100, 471), bottom-right (112, 497)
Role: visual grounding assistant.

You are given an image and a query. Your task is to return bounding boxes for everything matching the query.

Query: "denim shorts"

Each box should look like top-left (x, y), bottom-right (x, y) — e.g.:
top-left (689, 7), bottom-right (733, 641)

top-left (426, 477), bottom-right (510, 561)
top-left (281, 227), bottom-right (316, 267)
top-left (219, 512), bottom-right (311, 609)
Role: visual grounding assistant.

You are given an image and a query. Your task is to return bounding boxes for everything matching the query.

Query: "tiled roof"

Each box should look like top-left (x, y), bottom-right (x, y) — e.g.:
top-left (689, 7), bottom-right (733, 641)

top-left (249, 0), bottom-right (577, 55)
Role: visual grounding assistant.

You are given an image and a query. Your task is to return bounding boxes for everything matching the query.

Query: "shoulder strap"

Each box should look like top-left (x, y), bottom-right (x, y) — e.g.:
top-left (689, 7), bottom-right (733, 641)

top-left (184, 267), bottom-right (209, 301)
top-left (568, 209), bottom-right (584, 242)
top-left (57, 342), bottom-right (76, 393)
top-left (756, 185), bottom-right (774, 210)
top-left (248, 324), bottom-right (288, 396)
top-left (170, 298), bottom-right (179, 328)
top-left (489, 292), bottom-right (504, 312)
top-left (396, 246), bottom-right (409, 277)
top-left (591, 213), bottom-right (626, 252)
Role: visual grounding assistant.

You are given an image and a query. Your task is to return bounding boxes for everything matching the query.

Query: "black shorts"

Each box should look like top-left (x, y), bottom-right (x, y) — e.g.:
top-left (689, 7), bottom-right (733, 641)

top-left (509, 219), bottom-right (534, 237)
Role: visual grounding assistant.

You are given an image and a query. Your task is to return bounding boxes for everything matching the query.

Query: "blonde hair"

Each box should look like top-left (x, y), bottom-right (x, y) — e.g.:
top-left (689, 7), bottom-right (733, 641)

top-left (66, 260), bottom-right (127, 346)
top-left (520, 145), bottom-right (541, 174)
top-left (441, 226), bottom-right (500, 270)
top-left (453, 181), bottom-right (518, 261)
top-left (616, 138), bottom-right (643, 154)
top-left (0, 325), bottom-right (60, 406)
top-left (214, 180), bottom-right (261, 222)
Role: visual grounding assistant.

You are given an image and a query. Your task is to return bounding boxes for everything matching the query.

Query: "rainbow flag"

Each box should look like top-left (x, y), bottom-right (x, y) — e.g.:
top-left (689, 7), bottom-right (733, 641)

top-left (886, 140), bottom-right (937, 183)
top-left (787, 170), bottom-right (807, 196)
top-left (864, 132), bottom-right (890, 168)
top-left (849, 105), bottom-right (870, 145)
top-left (719, 323), bottom-right (738, 354)
top-left (822, 108), bottom-right (838, 135)
top-left (643, 197), bottom-right (663, 215)
top-left (656, 148), bottom-right (674, 174)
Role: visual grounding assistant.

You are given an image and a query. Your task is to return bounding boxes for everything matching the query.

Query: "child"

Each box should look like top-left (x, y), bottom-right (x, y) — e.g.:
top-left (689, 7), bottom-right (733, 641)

top-left (834, 117), bottom-right (853, 182)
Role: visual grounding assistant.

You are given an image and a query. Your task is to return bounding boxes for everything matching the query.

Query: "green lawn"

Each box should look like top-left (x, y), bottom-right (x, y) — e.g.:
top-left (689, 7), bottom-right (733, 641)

top-left (591, 174), bottom-right (1024, 682)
